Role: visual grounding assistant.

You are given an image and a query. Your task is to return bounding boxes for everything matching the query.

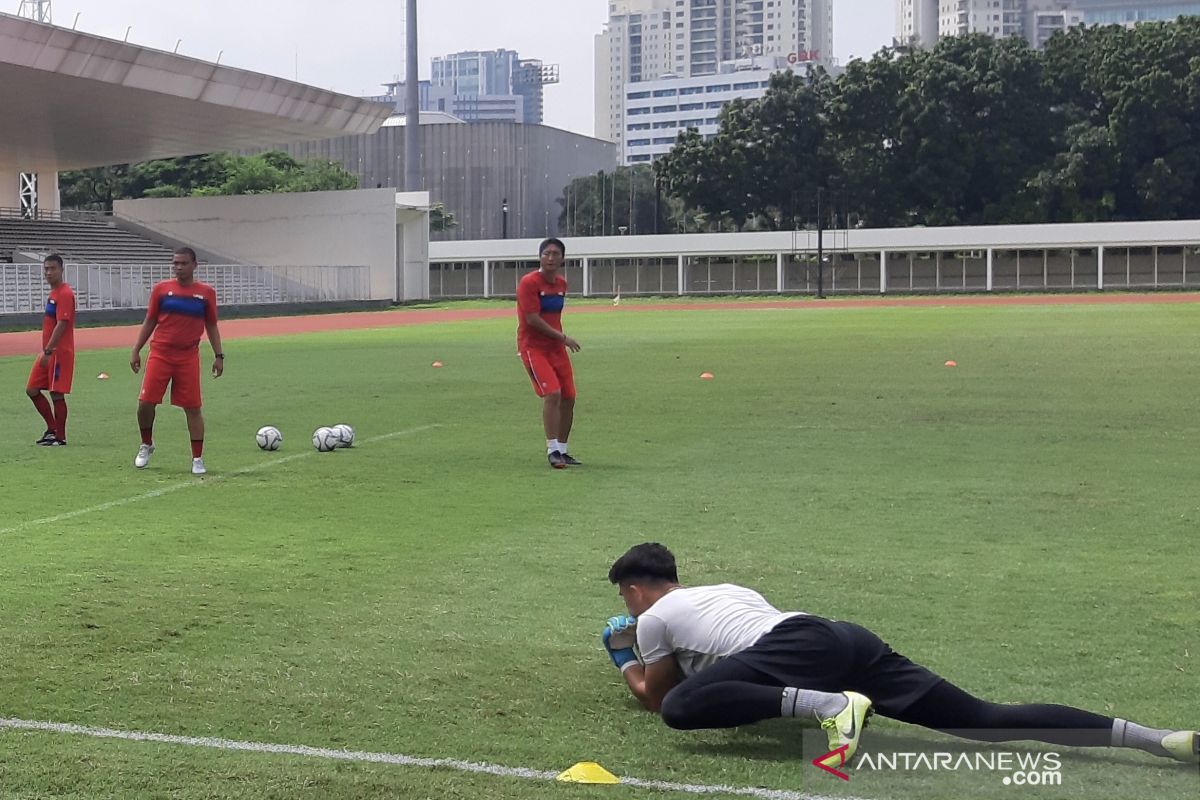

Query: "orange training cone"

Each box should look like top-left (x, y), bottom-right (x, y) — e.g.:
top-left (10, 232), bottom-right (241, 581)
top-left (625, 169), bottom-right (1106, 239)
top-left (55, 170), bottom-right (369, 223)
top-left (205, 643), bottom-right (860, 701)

top-left (944, 360), bottom-right (957, 368)
top-left (432, 361), bottom-right (444, 368)
top-left (700, 372), bottom-right (714, 380)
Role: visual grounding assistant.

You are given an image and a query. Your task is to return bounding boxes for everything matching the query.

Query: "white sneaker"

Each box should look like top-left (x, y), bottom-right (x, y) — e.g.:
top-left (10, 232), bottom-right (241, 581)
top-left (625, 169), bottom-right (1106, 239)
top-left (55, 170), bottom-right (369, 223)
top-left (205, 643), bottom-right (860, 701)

top-left (191, 457), bottom-right (206, 475)
top-left (134, 443), bottom-right (154, 469)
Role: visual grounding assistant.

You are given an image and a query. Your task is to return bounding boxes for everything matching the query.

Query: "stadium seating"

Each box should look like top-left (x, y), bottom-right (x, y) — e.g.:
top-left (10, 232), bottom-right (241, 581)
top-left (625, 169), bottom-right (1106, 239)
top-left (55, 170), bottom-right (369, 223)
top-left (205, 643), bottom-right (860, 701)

top-left (0, 217), bottom-right (177, 264)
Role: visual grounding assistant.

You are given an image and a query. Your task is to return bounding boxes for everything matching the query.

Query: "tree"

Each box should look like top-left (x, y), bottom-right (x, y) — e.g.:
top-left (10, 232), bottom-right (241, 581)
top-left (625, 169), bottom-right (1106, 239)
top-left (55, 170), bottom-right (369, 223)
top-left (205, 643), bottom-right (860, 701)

top-left (557, 165), bottom-right (669, 236)
top-left (430, 203), bottom-right (457, 231)
top-left (59, 152), bottom-right (359, 209)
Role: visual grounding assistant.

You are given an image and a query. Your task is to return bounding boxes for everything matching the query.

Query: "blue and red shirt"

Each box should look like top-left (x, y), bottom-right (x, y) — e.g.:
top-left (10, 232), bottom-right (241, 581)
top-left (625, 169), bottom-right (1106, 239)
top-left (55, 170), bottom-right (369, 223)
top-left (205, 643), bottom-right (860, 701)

top-left (147, 279), bottom-right (218, 352)
top-left (516, 269), bottom-right (568, 351)
top-left (43, 283), bottom-right (76, 354)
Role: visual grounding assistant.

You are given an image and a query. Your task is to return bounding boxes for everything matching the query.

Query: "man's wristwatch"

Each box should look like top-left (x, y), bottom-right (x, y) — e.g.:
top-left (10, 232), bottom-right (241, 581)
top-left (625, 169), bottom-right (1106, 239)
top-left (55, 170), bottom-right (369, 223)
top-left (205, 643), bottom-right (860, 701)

top-left (43, 348), bottom-right (53, 356)
top-left (214, 353), bottom-right (225, 359)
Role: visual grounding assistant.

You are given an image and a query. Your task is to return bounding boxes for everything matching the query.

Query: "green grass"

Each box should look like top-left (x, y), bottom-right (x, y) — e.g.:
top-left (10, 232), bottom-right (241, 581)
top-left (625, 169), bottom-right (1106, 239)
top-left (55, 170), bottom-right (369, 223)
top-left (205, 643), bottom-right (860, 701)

top-left (0, 301), bottom-right (1197, 800)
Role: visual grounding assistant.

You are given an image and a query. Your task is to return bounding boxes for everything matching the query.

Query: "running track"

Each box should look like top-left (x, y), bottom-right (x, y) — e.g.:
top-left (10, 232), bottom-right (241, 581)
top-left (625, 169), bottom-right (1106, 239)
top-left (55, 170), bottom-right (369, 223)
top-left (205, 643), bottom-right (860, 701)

top-left (2, 292), bottom-right (1198, 358)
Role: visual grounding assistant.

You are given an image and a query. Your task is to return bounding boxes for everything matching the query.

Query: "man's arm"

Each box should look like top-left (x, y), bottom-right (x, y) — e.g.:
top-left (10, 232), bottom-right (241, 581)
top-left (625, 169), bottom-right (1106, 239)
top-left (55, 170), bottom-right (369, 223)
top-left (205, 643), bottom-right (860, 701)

top-left (205, 320), bottom-right (224, 378)
top-left (38, 319), bottom-right (69, 367)
top-left (620, 656), bottom-right (681, 713)
top-left (523, 312), bottom-right (581, 352)
top-left (129, 315), bottom-right (157, 374)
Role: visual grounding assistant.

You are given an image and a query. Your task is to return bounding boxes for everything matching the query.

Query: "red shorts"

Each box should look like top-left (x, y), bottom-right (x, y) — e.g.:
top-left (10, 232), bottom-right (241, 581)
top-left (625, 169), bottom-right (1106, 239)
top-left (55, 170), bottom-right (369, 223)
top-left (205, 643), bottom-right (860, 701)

top-left (520, 347), bottom-right (576, 399)
top-left (27, 351), bottom-right (75, 394)
top-left (139, 349), bottom-right (202, 408)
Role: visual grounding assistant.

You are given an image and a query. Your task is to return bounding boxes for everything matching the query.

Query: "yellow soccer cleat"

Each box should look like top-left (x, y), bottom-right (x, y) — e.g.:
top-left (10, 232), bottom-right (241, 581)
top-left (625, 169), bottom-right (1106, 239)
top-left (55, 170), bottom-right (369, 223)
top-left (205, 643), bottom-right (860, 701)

top-left (818, 691), bottom-right (874, 765)
top-left (1161, 730), bottom-right (1199, 763)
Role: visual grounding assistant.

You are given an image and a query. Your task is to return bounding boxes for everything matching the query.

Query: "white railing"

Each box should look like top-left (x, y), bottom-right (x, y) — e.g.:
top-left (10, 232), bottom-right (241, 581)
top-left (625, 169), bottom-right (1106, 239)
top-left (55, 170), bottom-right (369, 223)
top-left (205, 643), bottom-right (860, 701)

top-left (428, 221), bottom-right (1200, 298)
top-left (0, 206), bottom-right (113, 223)
top-left (0, 263), bottom-right (372, 314)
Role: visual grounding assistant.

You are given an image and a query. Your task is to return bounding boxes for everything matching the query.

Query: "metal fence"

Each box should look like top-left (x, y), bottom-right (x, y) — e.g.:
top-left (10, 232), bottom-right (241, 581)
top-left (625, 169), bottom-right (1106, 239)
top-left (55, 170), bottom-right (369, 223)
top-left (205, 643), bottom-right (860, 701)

top-left (429, 245), bottom-right (1200, 299)
top-left (0, 263), bottom-right (372, 314)
top-left (0, 206), bottom-right (112, 223)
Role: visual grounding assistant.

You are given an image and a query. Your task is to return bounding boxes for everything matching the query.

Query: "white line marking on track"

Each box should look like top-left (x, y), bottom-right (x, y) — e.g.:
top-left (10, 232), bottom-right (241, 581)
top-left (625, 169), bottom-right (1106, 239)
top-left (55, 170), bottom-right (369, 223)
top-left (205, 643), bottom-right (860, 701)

top-left (0, 717), bottom-right (860, 800)
top-left (0, 424), bottom-right (442, 536)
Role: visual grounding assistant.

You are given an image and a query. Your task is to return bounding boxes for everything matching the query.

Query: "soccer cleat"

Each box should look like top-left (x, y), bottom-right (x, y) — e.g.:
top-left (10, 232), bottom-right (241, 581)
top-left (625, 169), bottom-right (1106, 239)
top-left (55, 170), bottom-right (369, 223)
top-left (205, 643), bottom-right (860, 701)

top-left (35, 429), bottom-right (55, 444)
top-left (547, 451), bottom-right (567, 469)
top-left (191, 457), bottom-right (207, 476)
top-left (561, 453), bottom-right (583, 466)
top-left (134, 443), bottom-right (155, 469)
top-left (38, 438), bottom-right (67, 446)
top-left (818, 691), bottom-right (874, 766)
top-left (1161, 730), bottom-right (1199, 763)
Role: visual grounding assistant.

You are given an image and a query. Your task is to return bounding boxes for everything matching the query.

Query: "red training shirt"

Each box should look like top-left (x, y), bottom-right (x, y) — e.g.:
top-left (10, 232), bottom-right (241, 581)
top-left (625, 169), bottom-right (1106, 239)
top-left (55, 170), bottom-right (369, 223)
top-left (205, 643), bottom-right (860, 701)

top-left (43, 283), bottom-right (76, 354)
top-left (147, 279), bottom-right (218, 352)
top-left (516, 269), bottom-right (568, 351)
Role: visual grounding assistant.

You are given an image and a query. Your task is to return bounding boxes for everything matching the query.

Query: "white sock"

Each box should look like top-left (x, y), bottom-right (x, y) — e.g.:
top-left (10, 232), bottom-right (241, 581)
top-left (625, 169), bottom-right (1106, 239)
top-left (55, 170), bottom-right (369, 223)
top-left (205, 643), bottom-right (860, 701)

top-left (546, 439), bottom-right (560, 455)
top-left (1112, 719), bottom-right (1172, 757)
top-left (559, 441), bottom-right (569, 455)
top-left (781, 688), bottom-right (848, 720)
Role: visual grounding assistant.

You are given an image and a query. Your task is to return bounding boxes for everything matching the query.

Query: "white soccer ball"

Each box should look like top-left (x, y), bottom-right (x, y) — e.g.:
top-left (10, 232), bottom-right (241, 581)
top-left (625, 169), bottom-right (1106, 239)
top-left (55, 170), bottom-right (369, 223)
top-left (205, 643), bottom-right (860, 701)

top-left (255, 425), bottom-right (283, 451)
top-left (312, 426), bottom-right (339, 452)
top-left (332, 423), bottom-right (355, 448)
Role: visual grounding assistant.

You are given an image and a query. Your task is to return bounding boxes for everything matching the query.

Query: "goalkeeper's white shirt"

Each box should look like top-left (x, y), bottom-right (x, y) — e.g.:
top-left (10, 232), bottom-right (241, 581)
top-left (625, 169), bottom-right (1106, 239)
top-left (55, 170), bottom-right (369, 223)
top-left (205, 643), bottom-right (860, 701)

top-left (635, 584), bottom-right (806, 677)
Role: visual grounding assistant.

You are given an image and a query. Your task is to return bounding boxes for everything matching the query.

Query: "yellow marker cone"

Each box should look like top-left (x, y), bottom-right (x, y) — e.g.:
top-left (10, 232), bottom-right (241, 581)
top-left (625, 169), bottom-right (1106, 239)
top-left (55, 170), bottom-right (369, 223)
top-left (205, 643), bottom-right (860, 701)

top-left (556, 762), bottom-right (620, 785)
top-left (97, 372), bottom-right (110, 380)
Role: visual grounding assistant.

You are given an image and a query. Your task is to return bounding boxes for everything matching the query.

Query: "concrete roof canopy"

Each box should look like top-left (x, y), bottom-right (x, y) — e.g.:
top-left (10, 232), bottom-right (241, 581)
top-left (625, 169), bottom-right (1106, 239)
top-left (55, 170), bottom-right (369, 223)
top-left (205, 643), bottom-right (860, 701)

top-left (0, 11), bottom-right (393, 172)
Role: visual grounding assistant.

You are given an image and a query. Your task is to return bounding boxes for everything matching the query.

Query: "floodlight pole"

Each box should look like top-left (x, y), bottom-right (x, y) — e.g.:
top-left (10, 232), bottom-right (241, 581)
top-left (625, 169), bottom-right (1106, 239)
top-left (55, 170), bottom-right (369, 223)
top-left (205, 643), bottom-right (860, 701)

top-left (816, 187), bottom-right (824, 299)
top-left (18, 1), bottom-right (52, 23)
top-left (403, 0), bottom-right (421, 191)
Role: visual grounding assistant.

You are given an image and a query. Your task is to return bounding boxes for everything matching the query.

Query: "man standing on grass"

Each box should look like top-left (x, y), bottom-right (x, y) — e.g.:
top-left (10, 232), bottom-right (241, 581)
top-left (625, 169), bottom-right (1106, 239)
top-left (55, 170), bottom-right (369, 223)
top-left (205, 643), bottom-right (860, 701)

top-left (26, 254), bottom-right (74, 447)
top-left (516, 237), bottom-right (582, 469)
top-left (602, 543), bottom-right (1198, 769)
top-left (129, 247), bottom-right (224, 475)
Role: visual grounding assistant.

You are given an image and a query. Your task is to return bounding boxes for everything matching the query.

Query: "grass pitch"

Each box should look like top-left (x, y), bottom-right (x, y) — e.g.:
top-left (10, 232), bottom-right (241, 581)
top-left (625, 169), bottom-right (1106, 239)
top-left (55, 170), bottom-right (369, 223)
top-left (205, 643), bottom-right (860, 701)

top-left (0, 298), bottom-right (1196, 799)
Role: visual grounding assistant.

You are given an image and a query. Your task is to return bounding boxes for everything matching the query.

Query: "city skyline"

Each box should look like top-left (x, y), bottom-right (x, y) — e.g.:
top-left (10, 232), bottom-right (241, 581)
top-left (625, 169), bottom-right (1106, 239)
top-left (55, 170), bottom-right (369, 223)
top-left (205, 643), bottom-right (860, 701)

top-left (32, 0), bottom-right (894, 138)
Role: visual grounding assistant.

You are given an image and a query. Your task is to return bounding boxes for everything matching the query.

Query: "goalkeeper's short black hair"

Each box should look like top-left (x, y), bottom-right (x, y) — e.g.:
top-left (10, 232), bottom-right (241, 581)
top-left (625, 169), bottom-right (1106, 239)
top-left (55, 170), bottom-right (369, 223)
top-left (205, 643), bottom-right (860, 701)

top-left (609, 543), bottom-right (678, 585)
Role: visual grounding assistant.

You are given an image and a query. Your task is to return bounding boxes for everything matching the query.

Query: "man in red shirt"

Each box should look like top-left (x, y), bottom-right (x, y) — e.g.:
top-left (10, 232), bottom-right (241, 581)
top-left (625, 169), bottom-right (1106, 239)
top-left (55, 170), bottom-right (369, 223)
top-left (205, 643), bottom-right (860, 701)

top-left (129, 247), bottom-right (224, 475)
top-left (25, 254), bottom-right (75, 446)
top-left (517, 237), bottom-right (582, 469)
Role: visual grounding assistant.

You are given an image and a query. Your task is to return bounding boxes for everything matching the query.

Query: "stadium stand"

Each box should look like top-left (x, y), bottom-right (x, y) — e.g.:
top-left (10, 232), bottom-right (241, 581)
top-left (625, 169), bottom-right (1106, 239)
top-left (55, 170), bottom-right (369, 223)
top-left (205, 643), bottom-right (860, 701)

top-left (0, 216), bottom-right (177, 264)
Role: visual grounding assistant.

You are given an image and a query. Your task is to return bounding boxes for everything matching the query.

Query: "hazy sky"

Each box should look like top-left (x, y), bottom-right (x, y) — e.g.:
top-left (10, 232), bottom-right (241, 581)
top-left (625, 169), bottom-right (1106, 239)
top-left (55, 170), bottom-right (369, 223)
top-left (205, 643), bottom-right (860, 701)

top-left (42, 0), bottom-right (894, 136)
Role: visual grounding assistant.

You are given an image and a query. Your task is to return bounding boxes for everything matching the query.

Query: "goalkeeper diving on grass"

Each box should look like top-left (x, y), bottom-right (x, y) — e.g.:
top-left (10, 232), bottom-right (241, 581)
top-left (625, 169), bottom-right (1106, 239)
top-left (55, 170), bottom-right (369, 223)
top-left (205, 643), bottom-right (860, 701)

top-left (601, 543), bottom-right (1198, 768)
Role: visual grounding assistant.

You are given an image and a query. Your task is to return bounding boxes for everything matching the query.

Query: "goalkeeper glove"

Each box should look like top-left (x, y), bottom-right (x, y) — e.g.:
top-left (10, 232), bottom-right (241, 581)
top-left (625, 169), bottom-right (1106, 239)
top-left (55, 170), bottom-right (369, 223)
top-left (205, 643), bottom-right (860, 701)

top-left (602, 626), bottom-right (639, 672)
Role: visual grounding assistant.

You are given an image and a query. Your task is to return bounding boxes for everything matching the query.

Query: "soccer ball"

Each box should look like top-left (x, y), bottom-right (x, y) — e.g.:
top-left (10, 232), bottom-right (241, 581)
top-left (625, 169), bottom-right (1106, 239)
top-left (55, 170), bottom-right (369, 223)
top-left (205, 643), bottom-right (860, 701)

top-left (332, 423), bottom-right (355, 448)
top-left (312, 426), bottom-right (339, 452)
top-left (255, 425), bottom-right (283, 451)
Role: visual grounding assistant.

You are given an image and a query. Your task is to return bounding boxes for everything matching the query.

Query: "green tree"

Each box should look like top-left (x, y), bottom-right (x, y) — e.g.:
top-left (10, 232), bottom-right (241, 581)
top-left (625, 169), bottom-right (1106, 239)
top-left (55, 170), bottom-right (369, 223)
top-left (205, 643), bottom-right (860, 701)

top-left (59, 152), bottom-right (359, 209)
top-left (557, 165), bottom-right (668, 236)
top-left (430, 203), bottom-right (457, 231)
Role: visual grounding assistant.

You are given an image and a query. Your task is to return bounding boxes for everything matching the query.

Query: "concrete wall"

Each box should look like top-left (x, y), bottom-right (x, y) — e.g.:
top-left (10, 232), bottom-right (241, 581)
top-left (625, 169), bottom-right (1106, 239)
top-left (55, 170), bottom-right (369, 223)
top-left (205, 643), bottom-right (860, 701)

top-left (113, 188), bottom-right (418, 301)
top-left (0, 171), bottom-right (18, 208)
top-left (258, 122), bottom-right (619, 242)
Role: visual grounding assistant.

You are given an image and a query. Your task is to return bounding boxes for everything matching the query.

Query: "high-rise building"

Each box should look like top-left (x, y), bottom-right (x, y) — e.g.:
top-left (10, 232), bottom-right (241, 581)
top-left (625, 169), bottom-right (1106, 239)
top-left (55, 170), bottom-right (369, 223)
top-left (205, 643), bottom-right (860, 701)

top-left (429, 50), bottom-right (560, 125)
top-left (368, 49), bottom-right (561, 125)
top-left (899, 0), bottom-right (1200, 50)
top-left (596, 0), bottom-right (833, 143)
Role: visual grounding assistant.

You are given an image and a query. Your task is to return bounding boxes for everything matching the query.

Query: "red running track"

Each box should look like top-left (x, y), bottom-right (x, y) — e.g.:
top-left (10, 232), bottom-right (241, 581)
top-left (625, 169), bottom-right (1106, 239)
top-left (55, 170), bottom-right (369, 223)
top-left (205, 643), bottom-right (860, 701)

top-left (2, 292), bottom-right (1198, 358)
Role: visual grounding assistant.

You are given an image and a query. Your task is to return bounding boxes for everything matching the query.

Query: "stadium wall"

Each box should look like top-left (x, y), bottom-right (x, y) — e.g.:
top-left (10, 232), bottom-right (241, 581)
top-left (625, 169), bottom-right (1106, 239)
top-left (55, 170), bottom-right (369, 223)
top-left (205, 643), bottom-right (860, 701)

top-left (258, 122), bottom-right (619, 242)
top-left (113, 188), bottom-right (430, 301)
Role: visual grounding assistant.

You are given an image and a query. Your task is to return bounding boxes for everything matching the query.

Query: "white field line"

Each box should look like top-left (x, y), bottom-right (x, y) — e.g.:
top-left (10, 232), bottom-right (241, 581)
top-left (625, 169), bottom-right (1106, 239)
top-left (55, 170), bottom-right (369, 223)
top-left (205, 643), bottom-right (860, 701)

top-left (0, 717), bottom-right (861, 800)
top-left (0, 424), bottom-right (442, 536)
